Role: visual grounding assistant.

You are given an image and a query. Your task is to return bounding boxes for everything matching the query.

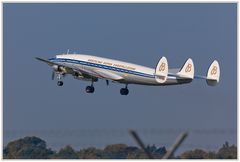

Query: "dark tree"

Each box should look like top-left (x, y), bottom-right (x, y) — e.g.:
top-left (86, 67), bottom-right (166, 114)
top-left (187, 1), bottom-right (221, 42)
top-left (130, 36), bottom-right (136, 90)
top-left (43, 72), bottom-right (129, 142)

top-left (53, 145), bottom-right (78, 159)
top-left (207, 151), bottom-right (218, 159)
top-left (217, 142), bottom-right (237, 159)
top-left (3, 136), bottom-right (237, 159)
top-left (126, 149), bottom-right (149, 159)
top-left (103, 144), bottom-right (129, 159)
top-left (3, 136), bottom-right (54, 159)
top-left (78, 147), bottom-right (104, 159)
top-left (179, 149), bottom-right (208, 159)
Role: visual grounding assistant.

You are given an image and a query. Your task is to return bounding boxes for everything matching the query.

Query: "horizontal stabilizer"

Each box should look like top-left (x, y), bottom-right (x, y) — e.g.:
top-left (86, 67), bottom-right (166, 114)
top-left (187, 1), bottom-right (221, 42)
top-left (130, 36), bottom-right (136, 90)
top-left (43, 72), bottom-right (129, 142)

top-left (155, 56), bottom-right (168, 83)
top-left (206, 60), bottom-right (220, 86)
top-left (177, 58), bottom-right (194, 79)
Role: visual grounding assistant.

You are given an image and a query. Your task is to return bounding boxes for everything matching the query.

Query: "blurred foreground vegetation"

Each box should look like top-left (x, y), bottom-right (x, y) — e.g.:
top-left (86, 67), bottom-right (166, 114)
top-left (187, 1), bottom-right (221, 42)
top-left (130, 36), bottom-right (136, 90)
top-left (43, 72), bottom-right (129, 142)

top-left (3, 136), bottom-right (237, 159)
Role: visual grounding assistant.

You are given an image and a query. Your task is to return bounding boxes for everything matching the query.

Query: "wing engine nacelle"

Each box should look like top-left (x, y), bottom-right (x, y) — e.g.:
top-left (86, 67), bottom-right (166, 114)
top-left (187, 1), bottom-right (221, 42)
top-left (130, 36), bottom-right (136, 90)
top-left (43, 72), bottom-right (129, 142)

top-left (73, 72), bottom-right (98, 82)
top-left (52, 65), bottom-right (67, 73)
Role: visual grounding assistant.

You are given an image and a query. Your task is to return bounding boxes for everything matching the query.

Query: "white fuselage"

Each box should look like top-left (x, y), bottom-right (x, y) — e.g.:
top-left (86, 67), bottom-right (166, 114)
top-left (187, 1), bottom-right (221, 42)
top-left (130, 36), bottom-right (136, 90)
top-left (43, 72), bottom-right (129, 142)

top-left (50, 54), bottom-right (190, 86)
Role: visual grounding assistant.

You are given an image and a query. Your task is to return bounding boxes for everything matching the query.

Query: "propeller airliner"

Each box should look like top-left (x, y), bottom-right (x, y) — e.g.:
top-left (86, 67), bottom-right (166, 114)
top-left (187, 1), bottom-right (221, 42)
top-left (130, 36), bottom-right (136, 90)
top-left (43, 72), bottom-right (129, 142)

top-left (36, 53), bottom-right (220, 95)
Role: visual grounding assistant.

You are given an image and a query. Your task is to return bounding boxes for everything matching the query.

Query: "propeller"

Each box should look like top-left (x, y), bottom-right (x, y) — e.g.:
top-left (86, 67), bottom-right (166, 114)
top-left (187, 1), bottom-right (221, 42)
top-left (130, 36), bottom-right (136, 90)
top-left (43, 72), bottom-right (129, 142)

top-left (51, 71), bottom-right (55, 80)
top-left (51, 65), bottom-right (67, 80)
top-left (106, 80), bottom-right (109, 86)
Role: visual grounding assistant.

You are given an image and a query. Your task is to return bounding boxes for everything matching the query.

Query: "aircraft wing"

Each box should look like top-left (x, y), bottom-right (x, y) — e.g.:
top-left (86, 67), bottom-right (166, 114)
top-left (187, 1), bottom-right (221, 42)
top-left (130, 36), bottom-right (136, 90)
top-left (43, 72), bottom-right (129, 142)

top-left (36, 57), bottom-right (76, 75)
top-left (71, 64), bottom-right (123, 81)
top-left (36, 57), bottom-right (59, 66)
top-left (94, 69), bottom-right (123, 80)
top-left (36, 57), bottom-right (123, 81)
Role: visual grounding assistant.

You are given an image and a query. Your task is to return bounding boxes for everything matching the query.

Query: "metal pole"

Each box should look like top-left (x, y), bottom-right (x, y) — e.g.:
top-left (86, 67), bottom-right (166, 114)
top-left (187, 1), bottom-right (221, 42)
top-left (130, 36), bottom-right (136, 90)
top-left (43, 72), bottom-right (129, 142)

top-left (129, 129), bottom-right (154, 159)
top-left (162, 132), bottom-right (188, 159)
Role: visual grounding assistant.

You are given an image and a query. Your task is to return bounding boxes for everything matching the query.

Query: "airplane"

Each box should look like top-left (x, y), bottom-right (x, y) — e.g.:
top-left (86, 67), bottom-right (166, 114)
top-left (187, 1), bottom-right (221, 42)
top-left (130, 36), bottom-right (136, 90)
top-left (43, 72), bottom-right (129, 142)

top-left (36, 52), bottom-right (220, 95)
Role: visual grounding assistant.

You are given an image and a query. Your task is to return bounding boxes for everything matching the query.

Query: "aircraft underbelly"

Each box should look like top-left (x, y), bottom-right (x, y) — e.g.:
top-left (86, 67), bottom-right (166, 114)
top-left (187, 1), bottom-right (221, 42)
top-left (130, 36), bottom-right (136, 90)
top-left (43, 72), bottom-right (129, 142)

top-left (123, 74), bottom-right (156, 85)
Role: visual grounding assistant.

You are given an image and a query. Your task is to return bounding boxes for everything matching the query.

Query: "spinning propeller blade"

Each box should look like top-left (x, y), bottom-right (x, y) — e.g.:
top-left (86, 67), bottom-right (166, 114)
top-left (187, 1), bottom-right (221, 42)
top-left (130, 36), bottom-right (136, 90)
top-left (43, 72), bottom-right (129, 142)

top-left (51, 71), bottom-right (55, 80)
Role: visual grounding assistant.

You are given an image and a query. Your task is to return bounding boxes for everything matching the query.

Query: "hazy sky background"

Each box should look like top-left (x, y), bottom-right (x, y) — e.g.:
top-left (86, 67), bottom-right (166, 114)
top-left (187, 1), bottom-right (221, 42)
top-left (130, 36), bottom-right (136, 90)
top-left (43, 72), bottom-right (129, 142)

top-left (3, 3), bottom-right (237, 154)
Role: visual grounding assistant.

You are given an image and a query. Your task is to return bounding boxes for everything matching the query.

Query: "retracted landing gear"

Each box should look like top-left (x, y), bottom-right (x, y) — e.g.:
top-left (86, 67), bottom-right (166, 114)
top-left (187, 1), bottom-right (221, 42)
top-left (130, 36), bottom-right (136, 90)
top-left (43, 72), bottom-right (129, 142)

top-left (120, 84), bottom-right (129, 95)
top-left (86, 79), bottom-right (95, 93)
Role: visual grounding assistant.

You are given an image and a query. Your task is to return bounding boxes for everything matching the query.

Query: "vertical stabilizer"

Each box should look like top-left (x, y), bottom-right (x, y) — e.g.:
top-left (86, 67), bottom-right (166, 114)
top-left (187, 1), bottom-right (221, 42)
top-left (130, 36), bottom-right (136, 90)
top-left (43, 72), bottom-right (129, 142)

top-left (206, 60), bottom-right (220, 86)
top-left (177, 58), bottom-right (194, 79)
top-left (155, 57), bottom-right (168, 83)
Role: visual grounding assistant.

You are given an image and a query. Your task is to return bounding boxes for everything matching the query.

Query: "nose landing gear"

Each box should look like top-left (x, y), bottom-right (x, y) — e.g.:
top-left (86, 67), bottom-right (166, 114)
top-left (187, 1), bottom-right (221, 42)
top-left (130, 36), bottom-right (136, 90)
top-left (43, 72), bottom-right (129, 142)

top-left (56, 73), bottom-right (64, 86)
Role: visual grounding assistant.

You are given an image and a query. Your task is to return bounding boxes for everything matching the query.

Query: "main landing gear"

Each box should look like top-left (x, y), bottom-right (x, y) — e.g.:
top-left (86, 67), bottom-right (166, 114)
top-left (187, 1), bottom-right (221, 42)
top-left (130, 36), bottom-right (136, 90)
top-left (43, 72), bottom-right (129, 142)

top-left (86, 80), bottom-right (95, 93)
top-left (86, 86), bottom-right (95, 93)
top-left (120, 84), bottom-right (129, 95)
top-left (56, 73), bottom-right (64, 86)
top-left (57, 81), bottom-right (63, 86)
top-left (84, 82), bottom-right (129, 95)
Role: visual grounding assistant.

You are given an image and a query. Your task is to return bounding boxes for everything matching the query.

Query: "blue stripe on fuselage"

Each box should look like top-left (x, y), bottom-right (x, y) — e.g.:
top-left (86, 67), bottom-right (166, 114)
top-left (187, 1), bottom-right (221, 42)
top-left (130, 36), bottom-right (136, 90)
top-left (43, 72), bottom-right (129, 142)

top-left (49, 58), bottom-right (155, 78)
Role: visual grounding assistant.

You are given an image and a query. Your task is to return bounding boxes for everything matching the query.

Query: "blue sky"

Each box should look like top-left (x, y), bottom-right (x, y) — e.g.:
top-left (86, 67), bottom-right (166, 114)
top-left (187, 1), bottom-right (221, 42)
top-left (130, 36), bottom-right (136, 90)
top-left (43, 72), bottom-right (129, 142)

top-left (3, 3), bottom-right (237, 154)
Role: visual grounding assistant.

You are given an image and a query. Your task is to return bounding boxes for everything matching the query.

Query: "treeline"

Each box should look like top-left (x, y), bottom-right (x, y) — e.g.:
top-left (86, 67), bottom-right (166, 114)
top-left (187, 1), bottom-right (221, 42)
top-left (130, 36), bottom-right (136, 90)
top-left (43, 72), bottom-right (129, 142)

top-left (3, 136), bottom-right (237, 159)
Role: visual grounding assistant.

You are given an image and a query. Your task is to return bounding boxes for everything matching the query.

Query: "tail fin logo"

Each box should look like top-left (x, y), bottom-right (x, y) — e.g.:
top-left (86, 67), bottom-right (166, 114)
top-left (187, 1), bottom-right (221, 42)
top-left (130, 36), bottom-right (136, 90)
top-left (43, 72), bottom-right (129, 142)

top-left (206, 60), bottom-right (220, 86)
top-left (185, 64), bottom-right (192, 73)
top-left (155, 56), bottom-right (168, 83)
top-left (211, 66), bottom-right (217, 75)
top-left (159, 62), bottom-right (166, 72)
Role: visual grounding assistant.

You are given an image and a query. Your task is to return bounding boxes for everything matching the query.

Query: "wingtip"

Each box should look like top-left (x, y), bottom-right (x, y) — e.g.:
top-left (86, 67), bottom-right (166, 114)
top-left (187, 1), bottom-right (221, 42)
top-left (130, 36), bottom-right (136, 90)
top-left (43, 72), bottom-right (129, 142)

top-left (35, 57), bottom-right (47, 62)
top-left (35, 57), bottom-right (41, 60)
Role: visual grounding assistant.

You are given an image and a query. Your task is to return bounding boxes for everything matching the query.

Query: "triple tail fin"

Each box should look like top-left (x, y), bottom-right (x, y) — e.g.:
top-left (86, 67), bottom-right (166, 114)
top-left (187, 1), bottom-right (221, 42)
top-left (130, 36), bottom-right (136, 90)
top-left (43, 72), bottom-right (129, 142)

top-left (177, 58), bottom-right (194, 79)
top-left (206, 60), bottom-right (220, 86)
top-left (155, 57), bottom-right (168, 83)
